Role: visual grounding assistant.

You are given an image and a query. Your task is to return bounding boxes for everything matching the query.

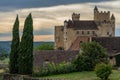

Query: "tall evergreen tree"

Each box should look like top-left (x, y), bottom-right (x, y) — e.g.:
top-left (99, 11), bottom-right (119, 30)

top-left (18, 13), bottom-right (33, 75)
top-left (9, 15), bottom-right (20, 73)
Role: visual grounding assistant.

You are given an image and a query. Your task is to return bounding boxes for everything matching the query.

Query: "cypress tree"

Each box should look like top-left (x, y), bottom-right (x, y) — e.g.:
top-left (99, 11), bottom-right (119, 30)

top-left (18, 13), bottom-right (33, 75)
top-left (9, 15), bottom-right (20, 74)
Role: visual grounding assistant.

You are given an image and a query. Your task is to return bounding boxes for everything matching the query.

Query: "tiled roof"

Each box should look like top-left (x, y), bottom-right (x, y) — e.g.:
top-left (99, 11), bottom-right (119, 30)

top-left (70, 36), bottom-right (90, 50)
top-left (92, 37), bottom-right (120, 56)
top-left (67, 20), bottom-right (98, 30)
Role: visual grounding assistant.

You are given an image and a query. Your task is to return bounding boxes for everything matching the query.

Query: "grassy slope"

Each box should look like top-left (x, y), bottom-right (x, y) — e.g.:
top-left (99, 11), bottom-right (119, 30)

top-left (41, 70), bottom-right (120, 80)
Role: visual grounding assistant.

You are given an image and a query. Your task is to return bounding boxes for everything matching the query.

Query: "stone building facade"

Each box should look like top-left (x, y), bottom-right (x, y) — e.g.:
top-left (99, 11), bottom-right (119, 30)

top-left (55, 6), bottom-right (115, 50)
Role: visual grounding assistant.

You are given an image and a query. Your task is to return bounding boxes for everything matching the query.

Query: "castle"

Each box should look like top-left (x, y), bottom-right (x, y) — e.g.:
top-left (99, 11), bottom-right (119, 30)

top-left (55, 6), bottom-right (115, 50)
top-left (34, 6), bottom-right (120, 67)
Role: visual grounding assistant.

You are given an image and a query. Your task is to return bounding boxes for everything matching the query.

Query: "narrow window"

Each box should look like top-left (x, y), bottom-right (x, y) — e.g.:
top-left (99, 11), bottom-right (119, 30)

top-left (87, 31), bottom-right (90, 34)
top-left (66, 32), bottom-right (67, 34)
top-left (92, 31), bottom-right (95, 35)
top-left (76, 31), bottom-right (79, 34)
top-left (82, 31), bottom-right (84, 34)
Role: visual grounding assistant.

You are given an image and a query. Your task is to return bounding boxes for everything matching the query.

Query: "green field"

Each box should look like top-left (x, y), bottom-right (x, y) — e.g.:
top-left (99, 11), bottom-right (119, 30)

top-left (41, 70), bottom-right (120, 80)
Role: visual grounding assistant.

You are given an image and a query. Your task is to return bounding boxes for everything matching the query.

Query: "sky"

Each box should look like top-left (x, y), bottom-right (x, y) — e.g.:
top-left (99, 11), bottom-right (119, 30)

top-left (0, 0), bottom-right (120, 41)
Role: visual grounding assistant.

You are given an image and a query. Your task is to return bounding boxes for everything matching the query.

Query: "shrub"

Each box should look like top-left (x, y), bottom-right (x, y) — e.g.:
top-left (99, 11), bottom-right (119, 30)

top-left (115, 54), bottom-right (120, 67)
top-left (73, 55), bottom-right (93, 71)
top-left (73, 42), bottom-right (108, 71)
top-left (95, 63), bottom-right (112, 80)
top-left (33, 62), bottom-right (76, 77)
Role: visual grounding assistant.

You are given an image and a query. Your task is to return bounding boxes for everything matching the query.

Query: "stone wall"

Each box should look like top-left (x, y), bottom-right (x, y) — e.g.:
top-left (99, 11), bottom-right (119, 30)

top-left (33, 50), bottom-right (79, 68)
top-left (55, 26), bottom-right (64, 50)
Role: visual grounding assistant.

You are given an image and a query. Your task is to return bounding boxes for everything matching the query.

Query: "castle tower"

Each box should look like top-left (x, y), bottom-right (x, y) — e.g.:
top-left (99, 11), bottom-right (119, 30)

top-left (94, 6), bottom-right (110, 22)
top-left (111, 14), bottom-right (115, 36)
top-left (72, 13), bottom-right (80, 21)
top-left (94, 6), bottom-right (98, 21)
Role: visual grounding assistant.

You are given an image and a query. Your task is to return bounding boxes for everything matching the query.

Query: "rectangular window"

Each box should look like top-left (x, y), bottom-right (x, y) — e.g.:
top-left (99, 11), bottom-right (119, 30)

top-left (76, 31), bottom-right (79, 34)
top-left (82, 31), bottom-right (84, 34)
top-left (92, 31), bottom-right (95, 35)
top-left (87, 31), bottom-right (90, 34)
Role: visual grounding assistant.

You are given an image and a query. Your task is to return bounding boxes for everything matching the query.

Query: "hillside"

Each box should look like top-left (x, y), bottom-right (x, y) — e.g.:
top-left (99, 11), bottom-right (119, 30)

top-left (0, 41), bottom-right (54, 53)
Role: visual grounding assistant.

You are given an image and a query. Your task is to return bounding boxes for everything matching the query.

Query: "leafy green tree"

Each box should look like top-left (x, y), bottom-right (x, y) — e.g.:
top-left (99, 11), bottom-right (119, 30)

top-left (18, 13), bottom-right (33, 75)
top-left (73, 42), bottom-right (108, 71)
top-left (9, 15), bottom-right (20, 74)
top-left (95, 63), bottom-right (112, 80)
top-left (35, 43), bottom-right (54, 50)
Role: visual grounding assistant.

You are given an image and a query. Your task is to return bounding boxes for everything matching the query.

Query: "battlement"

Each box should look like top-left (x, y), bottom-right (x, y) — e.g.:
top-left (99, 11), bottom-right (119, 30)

top-left (99, 11), bottom-right (110, 14)
top-left (94, 6), bottom-right (112, 22)
top-left (72, 13), bottom-right (80, 21)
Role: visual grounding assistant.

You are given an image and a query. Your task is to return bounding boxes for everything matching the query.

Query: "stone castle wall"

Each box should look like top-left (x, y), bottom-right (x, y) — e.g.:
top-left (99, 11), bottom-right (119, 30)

top-left (55, 26), bottom-right (64, 50)
top-left (34, 50), bottom-right (79, 68)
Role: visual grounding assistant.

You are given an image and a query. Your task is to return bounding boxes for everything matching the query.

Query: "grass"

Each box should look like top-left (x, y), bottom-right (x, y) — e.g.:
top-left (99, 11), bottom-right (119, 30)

top-left (41, 70), bottom-right (120, 80)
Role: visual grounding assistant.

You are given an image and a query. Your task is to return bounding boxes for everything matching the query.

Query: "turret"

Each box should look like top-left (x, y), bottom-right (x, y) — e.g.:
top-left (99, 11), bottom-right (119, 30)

top-left (72, 13), bottom-right (80, 21)
top-left (94, 6), bottom-right (99, 21)
top-left (111, 14), bottom-right (115, 20)
top-left (94, 6), bottom-right (98, 11)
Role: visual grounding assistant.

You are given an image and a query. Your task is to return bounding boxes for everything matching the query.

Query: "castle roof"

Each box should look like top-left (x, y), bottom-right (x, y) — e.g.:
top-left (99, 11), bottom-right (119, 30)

top-left (92, 37), bottom-right (120, 56)
top-left (67, 20), bottom-right (98, 30)
top-left (70, 36), bottom-right (120, 56)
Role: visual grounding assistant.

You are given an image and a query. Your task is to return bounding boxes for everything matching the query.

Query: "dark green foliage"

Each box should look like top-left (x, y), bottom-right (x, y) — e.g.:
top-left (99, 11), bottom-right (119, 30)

top-left (73, 55), bottom-right (93, 71)
top-left (35, 43), bottom-right (54, 50)
top-left (95, 63), bottom-right (112, 80)
top-left (9, 15), bottom-right (20, 74)
top-left (73, 42), bottom-right (108, 71)
top-left (33, 62), bottom-right (76, 77)
top-left (115, 54), bottom-right (120, 67)
top-left (0, 47), bottom-right (8, 60)
top-left (18, 13), bottom-right (33, 75)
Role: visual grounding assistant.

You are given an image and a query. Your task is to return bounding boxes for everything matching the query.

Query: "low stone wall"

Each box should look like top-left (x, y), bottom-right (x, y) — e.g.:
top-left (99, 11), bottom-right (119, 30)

top-left (34, 50), bottom-right (79, 68)
top-left (2, 73), bottom-right (68, 80)
top-left (2, 73), bottom-right (29, 80)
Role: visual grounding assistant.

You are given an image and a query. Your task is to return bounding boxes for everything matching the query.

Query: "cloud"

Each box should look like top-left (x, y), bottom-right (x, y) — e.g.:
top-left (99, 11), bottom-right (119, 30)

top-left (0, 0), bottom-right (120, 41)
top-left (0, 0), bottom-right (108, 12)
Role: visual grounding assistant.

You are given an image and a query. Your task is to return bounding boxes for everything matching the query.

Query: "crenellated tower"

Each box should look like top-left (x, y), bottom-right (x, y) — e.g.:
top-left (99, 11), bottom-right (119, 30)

top-left (94, 6), bottom-right (110, 22)
top-left (72, 13), bottom-right (80, 21)
top-left (94, 6), bottom-right (115, 37)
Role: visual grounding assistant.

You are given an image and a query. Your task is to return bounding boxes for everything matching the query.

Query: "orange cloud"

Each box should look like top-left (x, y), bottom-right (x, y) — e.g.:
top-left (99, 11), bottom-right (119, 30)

top-left (34, 35), bottom-right (54, 41)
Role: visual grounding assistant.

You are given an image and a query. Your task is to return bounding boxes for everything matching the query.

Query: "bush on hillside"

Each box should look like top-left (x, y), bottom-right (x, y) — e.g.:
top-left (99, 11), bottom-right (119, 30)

top-left (35, 43), bottom-right (54, 50)
top-left (95, 63), bottom-right (112, 80)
